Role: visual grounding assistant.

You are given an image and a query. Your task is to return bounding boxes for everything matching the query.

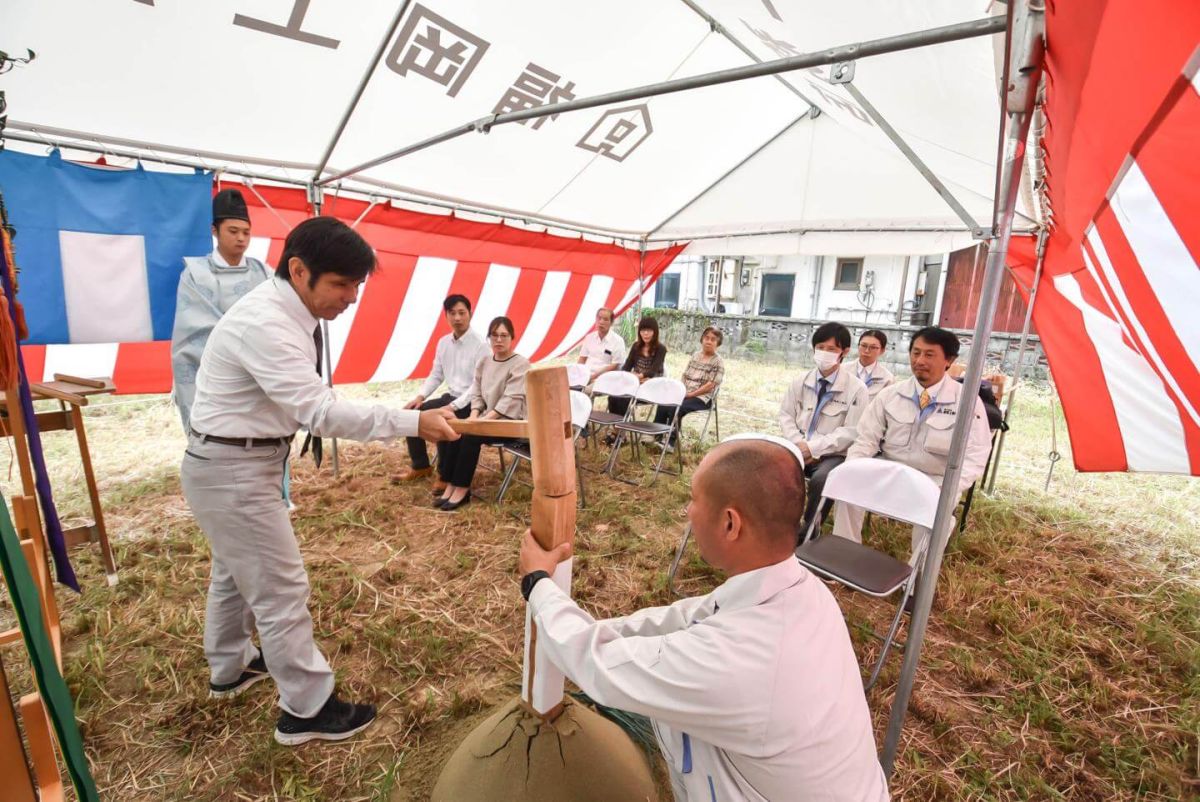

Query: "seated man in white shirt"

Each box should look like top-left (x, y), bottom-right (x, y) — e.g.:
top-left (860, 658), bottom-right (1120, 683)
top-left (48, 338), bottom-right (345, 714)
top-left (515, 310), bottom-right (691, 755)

top-left (182, 217), bottom-right (459, 747)
top-left (833, 326), bottom-right (992, 546)
top-left (779, 322), bottom-right (869, 539)
top-left (519, 436), bottom-right (889, 802)
top-left (575, 306), bottom-right (625, 381)
top-left (397, 294), bottom-right (486, 492)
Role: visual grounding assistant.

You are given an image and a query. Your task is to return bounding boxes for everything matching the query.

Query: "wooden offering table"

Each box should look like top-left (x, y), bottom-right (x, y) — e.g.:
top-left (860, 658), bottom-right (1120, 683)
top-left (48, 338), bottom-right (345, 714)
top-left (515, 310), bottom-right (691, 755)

top-left (0, 374), bottom-right (118, 585)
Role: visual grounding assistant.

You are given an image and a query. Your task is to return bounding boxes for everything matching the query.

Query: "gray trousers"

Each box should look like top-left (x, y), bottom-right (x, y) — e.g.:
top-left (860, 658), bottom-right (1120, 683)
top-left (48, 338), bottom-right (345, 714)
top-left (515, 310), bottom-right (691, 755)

top-left (180, 435), bottom-right (334, 718)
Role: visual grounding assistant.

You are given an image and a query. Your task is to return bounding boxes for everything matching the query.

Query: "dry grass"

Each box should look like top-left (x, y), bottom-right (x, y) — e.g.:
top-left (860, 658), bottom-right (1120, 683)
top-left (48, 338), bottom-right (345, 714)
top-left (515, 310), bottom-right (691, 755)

top-left (0, 354), bottom-right (1197, 800)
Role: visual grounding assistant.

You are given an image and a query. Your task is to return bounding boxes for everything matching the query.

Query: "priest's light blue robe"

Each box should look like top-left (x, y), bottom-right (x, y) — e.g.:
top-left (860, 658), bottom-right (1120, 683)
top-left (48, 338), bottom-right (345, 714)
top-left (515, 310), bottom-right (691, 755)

top-left (171, 253), bottom-right (270, 429)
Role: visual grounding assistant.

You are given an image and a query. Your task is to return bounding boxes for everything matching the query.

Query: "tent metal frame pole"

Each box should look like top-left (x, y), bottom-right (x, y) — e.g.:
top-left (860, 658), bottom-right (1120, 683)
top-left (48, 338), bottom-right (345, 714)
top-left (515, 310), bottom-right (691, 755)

top-left (674, 0), bottom-right (821, 110)
top-left (986, 226), bottom-right (1047, 493)
top-left (669, 0), bottom-right (988, 240)
top-left (319, 15), bottom-right (1007, 186)
top-left (636, 240), bottom-right (647, 320)
top-left (5, 120), bottom-right (317, 173)
top-left (839, 82), bottom-right (985, 237)
top-left (311, 0), bottom-right (413, 182)
top-left (645, 224), bottom-right (1037, 244)
top-left (308, 184), bottom-right (340, 479)
top-left (0, 131), bottom-right (312, 187)
top-left (0, 130), bottom-right (650, 243)
top-left (880, 0), bottom-right (1043, 777)
top-left (647, 109), bottom-right (816, 238)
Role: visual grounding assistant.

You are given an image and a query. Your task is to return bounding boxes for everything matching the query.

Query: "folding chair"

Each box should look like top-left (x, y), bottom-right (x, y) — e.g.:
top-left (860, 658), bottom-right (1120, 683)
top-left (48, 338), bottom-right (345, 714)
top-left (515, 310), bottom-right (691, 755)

top-left (566, 363), bottom-right (591, 391)
top-left (605, 377), bottom-right (685, 486)
top-left (794, 459), bottom-right (941, 689)
top-left (497, 390), bottom-right (593, 506)
top-left (959, 429), bottom-right (1000, 534)
top-left (586, 370), bottom-right (639, 451)
top-left (695, 384), bottom-right (721, 444)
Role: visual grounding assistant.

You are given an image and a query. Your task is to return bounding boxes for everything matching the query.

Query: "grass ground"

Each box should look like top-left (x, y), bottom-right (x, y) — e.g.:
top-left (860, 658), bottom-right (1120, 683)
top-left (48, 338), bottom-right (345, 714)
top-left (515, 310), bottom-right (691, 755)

top-left (1, 353), bottom-right (1197, 800)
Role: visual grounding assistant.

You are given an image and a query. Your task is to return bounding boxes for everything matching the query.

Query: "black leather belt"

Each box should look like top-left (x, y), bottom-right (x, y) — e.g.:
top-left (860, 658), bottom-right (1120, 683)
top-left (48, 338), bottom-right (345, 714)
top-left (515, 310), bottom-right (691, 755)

top-left (190, 429), bottom-right (291, 448)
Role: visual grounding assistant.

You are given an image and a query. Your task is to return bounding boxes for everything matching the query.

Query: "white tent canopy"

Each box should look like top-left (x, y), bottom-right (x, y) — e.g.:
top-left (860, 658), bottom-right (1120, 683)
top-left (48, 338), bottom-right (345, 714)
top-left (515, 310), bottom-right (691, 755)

top-left (1, 0), bottom-right (1034, 252)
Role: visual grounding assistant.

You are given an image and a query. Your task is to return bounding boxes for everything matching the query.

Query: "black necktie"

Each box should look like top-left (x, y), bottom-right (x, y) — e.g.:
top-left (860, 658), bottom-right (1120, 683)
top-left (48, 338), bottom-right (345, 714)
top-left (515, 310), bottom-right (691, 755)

top-left (300, 324), bottom-right (324, 468)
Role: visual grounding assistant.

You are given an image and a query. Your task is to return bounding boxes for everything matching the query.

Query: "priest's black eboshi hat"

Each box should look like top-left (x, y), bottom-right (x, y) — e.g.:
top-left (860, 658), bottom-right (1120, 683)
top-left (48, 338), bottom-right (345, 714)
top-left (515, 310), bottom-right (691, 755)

top-left (212, 188), bottom-right (250, 225)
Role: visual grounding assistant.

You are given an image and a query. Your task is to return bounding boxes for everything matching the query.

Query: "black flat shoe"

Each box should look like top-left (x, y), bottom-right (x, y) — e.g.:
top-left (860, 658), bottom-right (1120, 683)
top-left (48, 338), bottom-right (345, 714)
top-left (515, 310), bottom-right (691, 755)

top-left (438, 495), bottom-right (472, 512)
top-left (433, 497), bottom-right (451, 509)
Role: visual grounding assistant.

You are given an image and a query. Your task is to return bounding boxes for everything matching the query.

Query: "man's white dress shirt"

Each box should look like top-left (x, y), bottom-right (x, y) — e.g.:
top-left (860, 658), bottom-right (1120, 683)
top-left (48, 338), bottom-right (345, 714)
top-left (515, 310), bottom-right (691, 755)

top-left (778, 366), bottom-right (870, 459)
top-left (529, 556), bottom-right (889, 802)
top-left (418, 329), bottom-right (486, 409)
top-left (189, 277), bottom-right (418, 441)
top-left (578, 329), bottom-right (626, 373)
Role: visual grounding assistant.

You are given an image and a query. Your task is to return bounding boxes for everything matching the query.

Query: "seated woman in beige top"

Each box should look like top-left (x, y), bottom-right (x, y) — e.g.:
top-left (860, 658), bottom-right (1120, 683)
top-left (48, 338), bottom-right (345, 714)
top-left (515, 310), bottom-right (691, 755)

top-left (435, 316), bottom-right (528, 512)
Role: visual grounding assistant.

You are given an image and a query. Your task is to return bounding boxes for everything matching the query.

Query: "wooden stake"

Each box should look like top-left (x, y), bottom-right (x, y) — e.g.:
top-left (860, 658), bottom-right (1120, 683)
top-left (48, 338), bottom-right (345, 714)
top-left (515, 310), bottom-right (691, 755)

top-left (18, 694), bottom-right (63, 802)
top-left (13, 495), bottom-right (62, 667)
top-left (445, 368), bottom-right (577, 716)
top-left (522, 366), bottom-right (576, 716)
top-left (0, 654), bottom-right (37, 802)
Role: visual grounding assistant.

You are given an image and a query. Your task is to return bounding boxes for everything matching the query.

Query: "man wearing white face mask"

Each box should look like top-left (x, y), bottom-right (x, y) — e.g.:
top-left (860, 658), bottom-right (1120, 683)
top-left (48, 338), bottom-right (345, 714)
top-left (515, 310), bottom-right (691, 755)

top-left (779, 322), bottom-right (869, 538)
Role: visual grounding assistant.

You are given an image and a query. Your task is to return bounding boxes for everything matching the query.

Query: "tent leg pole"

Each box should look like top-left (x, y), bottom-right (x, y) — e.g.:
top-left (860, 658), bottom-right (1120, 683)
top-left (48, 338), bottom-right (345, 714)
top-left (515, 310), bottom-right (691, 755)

top-left (879, 0), bottom-right (1042, 776)
top-left (635, 240), bottom-right (646, 320)
top-left (986, 227), bottom-right (1047, 494)
top-left (308, 185), bottom-right (340, 479)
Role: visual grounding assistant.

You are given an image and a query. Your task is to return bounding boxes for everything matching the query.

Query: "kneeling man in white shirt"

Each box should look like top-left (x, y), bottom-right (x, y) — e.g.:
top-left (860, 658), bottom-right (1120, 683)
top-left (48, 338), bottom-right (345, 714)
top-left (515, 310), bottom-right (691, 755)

top-left (519, 436), bottom-right (889, 802)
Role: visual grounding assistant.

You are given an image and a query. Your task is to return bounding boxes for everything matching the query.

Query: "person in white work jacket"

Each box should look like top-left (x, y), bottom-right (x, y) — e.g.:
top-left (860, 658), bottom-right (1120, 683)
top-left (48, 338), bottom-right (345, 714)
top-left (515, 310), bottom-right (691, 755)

top-left (518, 435), bottom-right (889, 802)
top-left (396, 293), bottom-right (486, 494)
top-left (171, 188), bottom-right (270, 430)
top-left (833, 326), bottom-right (992, 548)
top-left (845, 328), bottom-right (895, 402)
top-left (181, 217), bottom-right (459, 746)
top-left (779, 322), bottom-right (869, 539)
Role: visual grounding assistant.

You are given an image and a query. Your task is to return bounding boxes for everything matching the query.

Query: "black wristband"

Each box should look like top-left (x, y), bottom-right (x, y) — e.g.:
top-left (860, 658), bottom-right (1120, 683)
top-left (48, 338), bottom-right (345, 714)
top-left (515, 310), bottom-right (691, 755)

top-left (521, 570), bottom-right (550, 601)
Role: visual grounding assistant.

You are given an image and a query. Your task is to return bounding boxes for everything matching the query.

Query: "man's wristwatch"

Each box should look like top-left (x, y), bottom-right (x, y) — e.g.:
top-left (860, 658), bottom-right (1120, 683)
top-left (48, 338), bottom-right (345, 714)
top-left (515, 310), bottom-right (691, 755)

top-left (521, 570), bottom-right (550, 601)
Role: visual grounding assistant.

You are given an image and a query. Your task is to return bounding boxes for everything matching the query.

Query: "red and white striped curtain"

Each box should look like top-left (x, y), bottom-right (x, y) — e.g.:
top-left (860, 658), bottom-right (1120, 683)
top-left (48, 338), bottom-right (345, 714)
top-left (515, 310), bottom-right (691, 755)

top-left (1009, 0), bottom-right (1200, 474)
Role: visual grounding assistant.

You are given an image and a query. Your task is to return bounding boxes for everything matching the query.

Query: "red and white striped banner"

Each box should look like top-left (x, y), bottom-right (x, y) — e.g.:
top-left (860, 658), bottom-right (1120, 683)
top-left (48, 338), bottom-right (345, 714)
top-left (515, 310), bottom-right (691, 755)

top-left (1009, 0), bottom-right (1200, 475)
top-left (20, 184), bottom-right (684, 393)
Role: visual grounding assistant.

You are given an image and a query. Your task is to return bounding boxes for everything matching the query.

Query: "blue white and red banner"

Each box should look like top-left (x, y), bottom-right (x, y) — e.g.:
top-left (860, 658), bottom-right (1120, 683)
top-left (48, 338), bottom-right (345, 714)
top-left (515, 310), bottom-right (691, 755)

top-left (0, 153), bottom-right (681, 393)
top-left (0, 149), bottom-right (212, 345)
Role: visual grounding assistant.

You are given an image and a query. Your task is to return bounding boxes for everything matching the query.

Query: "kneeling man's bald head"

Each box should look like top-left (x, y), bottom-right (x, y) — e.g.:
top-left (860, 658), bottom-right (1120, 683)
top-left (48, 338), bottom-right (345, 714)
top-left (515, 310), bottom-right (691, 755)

top-left (692, 440), bottom-right (806, 558)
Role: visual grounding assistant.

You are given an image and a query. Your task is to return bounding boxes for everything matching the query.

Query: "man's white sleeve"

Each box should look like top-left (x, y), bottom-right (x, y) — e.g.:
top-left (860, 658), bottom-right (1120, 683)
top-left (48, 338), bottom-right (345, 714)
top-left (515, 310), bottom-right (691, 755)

top-left (807, 382), bottom-right (870, 459)
top-left (529, 581), bottom-right (762, 752)
top-left (418, 338), bottom-right (446, 399)
top-left (846, 391), bottom-right (888, 460)
top-left (957, 396), bottom-right (993, 493)
top-left (778, 379), bottom-right (805, 445)
top-left (241, 325), bottom-right (419, 440)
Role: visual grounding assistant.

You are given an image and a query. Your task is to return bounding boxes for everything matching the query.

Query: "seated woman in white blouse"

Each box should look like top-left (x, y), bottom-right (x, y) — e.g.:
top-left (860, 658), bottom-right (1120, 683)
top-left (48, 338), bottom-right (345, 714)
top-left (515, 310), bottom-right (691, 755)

top-left (435, 316), bottom-right (528, 512)
top-left (847, 328), bottom-right (895, 401)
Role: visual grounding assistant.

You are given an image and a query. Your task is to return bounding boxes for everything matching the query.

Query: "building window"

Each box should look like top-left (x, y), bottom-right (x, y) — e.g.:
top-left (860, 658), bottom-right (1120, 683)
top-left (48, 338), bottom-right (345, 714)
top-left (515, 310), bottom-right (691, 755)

top-left (834, 258), bottom-right (863, 290)
top-left (759, 274), bottom-right (795, 317)
top-left (706, 260), bottom-right (722, 301)
top-left (655, 273), bottom-right (680, 309)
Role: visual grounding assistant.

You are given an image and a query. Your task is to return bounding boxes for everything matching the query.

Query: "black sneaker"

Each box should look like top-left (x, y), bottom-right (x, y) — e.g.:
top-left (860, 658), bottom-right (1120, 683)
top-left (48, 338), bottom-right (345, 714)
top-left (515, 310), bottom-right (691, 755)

top-left (208, 653), bottom-right (271, 700)
top-left (274, 693), bottom-right (377, 746)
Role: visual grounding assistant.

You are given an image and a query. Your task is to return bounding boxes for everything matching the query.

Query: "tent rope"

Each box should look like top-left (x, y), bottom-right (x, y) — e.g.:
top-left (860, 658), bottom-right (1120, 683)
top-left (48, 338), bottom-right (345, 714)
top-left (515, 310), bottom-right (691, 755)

top-left (1045, 382), bottom-right (1061, 491)
top-left (242, 179), bottom-right (292, 231)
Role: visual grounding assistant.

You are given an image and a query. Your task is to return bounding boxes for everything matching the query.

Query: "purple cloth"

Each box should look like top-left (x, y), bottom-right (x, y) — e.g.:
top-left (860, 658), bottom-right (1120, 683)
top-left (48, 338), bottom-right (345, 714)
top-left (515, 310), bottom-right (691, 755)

top-left (0, 243), bottom-right (79, 591)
